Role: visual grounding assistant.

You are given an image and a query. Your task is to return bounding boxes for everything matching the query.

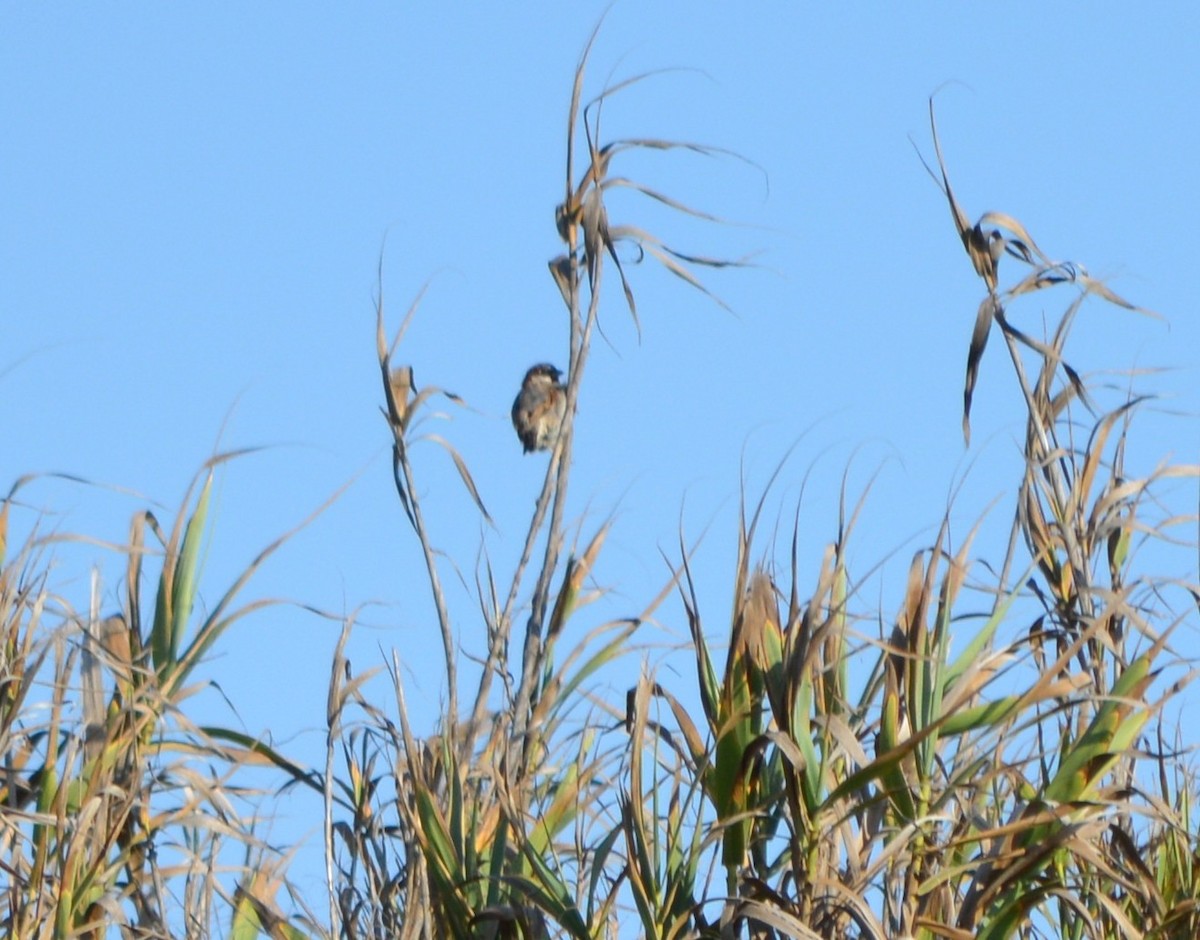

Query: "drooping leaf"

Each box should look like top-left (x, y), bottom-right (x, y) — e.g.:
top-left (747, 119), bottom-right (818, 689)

top-left (963, 294), bottom-right (998, 446)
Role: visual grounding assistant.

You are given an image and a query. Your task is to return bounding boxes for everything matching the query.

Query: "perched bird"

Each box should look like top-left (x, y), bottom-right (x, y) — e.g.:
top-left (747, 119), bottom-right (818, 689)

top-left (511, 363), bottom-right (566, 454)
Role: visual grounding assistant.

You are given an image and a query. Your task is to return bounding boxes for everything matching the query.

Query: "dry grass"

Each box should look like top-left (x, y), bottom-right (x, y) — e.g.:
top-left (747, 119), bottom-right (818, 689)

top-left (0, 463), bottom-right (327, 938)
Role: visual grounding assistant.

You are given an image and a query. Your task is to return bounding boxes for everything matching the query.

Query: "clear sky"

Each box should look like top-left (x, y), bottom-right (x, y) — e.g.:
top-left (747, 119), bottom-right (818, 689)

top-left (3, 2), bottom-right (1197, 907)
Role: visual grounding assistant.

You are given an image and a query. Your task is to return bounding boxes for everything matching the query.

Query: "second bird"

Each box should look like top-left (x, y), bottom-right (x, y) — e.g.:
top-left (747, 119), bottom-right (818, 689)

top-left (512, 363), bottom-right (567, 454)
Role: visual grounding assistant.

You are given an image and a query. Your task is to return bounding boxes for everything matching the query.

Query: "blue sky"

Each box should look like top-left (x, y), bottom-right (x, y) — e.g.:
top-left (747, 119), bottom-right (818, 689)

top-left (3, 2), bottom-right (1198, 908)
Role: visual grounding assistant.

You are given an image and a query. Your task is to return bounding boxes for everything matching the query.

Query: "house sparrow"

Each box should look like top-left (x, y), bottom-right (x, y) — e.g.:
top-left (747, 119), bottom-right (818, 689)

top-left (511, 363), bottom-right (566, 453)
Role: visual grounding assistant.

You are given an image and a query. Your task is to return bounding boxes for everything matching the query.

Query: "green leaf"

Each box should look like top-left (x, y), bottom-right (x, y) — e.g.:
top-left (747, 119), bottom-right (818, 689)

top-left (1045, 654), bottom-right (1151, 805)
top-left (170, 472), bottom-right (212, 663)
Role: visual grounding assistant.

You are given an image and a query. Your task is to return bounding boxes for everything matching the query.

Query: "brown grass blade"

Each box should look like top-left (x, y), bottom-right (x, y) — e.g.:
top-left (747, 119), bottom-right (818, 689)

top-left (391, 448), bottom-right (416, 531)
top-left (564, 11), bottom-right (610, 212)
top-left (923, 98), bottom-right (1000, 293)
top-left (976, 211), bottom-right (1050, 265)
top-left (608, 227), bottom-right (736, 312)
top-left (424, 434), bottom-right (493, 525)
top-left (547, 255), bottom-right (575, 312)
top-left (962, 295), bottom-right (997, 446)
top-left (385, 364), bottom-right (415, 431)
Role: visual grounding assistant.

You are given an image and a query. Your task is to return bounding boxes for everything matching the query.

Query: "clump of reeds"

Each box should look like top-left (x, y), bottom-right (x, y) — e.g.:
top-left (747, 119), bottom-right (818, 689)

top-left (0, 462), bottom-right (332, 938)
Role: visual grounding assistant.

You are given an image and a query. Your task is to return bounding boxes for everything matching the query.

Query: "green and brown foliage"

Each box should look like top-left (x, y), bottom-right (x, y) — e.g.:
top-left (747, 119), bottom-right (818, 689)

top-left (0, 463), bottom-right (323, 938)
top-left (2, 19), bottom-right (1197, 940)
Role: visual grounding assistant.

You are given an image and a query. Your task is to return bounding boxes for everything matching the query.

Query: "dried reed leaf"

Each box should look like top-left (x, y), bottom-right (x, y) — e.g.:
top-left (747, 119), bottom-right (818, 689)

top-left (80, 621), bottom-right (107, 763)
top-left (581, 186), bottom-right (640, 335)
top-left (562, 13), bottom-right (609, 219)
top-left (923, 99), bottom-right (1001, 293)
top-left (424, 434), bottom-right (492, 525)
top-left (897, 550), bottom-right (928, 649)
top-left (384, 281), bottom-right (432, 366)
top-left (568, 68), bottom-right (712, 209)
top-left (1004, 263), bottom-right (1081, 300)
top-left (601, 134), bottom-right (746, 164)
top-left (581, 185), bottom-right (606, 289)
top-left (385, 365), bottom-right (415, 431)
top-left (732, 899), bottom-right (824, 939)
top-left (963, 295), bottom-right (998, 446)
top-left (1079, 273), bottom-right (1161, 318)
top-left (977, 211), bottom-right (1049, 265)
top-left (100, 613), bottom-right (133, 687)
top-left (649, 682), bottom-right (708, 768)
top-left (391, 449), bottom-right (416, 531)
top-left (637, 238), bottom-right (737, 312)
top-left (602, 175), bottom-right (733, 225)
top-left (412, 384), bottom-right (459, 416)
top-left (547, 255), bottom-right (575, 311)
top-left (1075, 403), bottom-right (1138, 526)
top-left (545, 521), bottom-right (610, 645)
